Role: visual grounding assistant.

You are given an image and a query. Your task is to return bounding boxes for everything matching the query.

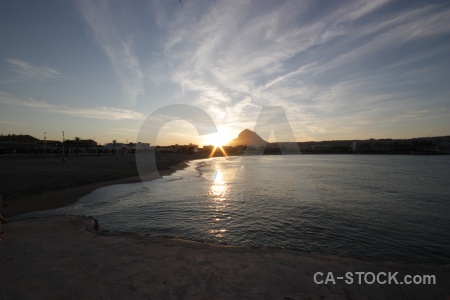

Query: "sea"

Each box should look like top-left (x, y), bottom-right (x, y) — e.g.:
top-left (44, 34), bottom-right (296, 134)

top-left (19, 155), bottom-right (450, 264)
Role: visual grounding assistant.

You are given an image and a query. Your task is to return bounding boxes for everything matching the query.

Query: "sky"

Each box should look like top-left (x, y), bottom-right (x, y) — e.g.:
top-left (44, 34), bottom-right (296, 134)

top-left (0, 0), bottom-right (449, 146)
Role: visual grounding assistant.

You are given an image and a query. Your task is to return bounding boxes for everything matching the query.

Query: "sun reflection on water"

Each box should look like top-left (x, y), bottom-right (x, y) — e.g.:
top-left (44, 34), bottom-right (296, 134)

top-left (208, 168), bottom-right (230, 240)
top-left (208, 169), bottom-right (228, 199)
top-left (209, 228), bottom-right (227, 238)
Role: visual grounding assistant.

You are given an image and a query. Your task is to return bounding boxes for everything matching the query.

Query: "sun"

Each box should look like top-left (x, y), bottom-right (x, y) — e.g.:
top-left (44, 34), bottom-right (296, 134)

top-left (205, 130), bottom-right (232, 147)
top-left (204, 130), bottom-right (232, 158)
top-left (210, 132), bottom-right (229, 147)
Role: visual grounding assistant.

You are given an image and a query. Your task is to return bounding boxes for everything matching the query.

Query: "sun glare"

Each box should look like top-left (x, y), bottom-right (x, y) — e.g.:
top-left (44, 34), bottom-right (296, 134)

top-left (209, 145), bottom-right (228, 158)
top-left (210, 132), bottom-right (229, 147)
top-left (206, 131), bottom-right (231, 158)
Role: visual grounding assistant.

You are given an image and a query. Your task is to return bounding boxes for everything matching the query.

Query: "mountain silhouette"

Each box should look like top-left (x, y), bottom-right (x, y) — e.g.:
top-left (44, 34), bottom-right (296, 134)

top-left (228, 129), bottom-right (267, 147)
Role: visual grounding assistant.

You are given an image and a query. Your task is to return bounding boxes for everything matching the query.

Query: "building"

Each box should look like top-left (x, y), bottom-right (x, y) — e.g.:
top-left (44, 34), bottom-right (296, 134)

top-left (0, 134), bottom-right (95, 156)
top-left (0, 134), bottom-right (43, 155)
top-left (352, 139), bottom-right (394, 152)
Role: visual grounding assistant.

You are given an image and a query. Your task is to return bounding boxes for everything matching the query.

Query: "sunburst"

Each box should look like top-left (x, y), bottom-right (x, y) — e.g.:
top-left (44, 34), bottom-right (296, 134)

top-left (209, 145), bottom-right (228, 158)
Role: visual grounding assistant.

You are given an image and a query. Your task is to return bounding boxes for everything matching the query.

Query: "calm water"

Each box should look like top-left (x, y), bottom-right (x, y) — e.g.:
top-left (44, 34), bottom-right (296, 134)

top-left (21, 155), bottom-right (450, 264)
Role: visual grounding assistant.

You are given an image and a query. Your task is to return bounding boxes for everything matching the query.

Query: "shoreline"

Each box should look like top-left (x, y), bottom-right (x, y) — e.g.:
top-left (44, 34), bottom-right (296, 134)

top-left (5, 175), bottom-right (142, 217)
top-left (8, 162), bottom-right (189, 217)
top-left (1, 215), bottom-right (449, 299)
top-left (2, 155), bottom-right (450, 298)
top-left (9, 155), bottom-right (449, 267)
top-left (1, 154), bottom-right (200, 217)
top-left (2, 153), bottom-right (447, 218)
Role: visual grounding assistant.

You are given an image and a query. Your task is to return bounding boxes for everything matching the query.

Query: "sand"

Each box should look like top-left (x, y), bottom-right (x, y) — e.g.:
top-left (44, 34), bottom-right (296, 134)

top-left (1, 154), bottom-right (449, 299)
top-left (1, 216), bottom-right (449, 299)
top-left (0, 153), bottom-right (206, 217)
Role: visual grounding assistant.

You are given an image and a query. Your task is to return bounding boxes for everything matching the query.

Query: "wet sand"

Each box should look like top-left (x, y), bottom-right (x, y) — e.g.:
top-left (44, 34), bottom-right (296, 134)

top-left (1, 216), bottom-right (449, 299)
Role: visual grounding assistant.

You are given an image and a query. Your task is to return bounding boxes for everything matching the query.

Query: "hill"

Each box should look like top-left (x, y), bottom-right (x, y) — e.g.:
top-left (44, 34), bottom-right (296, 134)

top-left (228, 129), bottom-right (267, 147)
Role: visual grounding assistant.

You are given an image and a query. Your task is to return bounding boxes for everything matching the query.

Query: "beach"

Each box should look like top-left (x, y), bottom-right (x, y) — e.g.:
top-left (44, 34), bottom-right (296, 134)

top-left (1, 216), bottom-right (449, 299)
top-left (0, 153), bottom-right (206, 217)
top-left (1, 154), bottom-right (450, 299)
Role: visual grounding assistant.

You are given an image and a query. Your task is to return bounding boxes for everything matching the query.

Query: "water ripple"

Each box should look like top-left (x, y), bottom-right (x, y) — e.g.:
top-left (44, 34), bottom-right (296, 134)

top-left (19, 155), bottom-right (450, 264)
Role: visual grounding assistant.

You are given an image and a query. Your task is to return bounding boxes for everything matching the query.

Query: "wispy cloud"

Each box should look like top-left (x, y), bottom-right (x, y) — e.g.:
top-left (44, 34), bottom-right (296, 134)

top-left (0, 92), bottom-right (145, 120)
top-left (150, 0), bottom-right (450, 139)
top-left (76, 0), bottom-right (144, 106)
top-left (7, 59), bottom-right (62, 81)
top-left (0, 119), bottom-right (26, 126)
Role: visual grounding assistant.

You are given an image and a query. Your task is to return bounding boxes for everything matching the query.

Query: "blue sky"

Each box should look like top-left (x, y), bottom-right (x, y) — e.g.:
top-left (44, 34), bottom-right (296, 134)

top-left (0, 0), bottom-right (449, 146)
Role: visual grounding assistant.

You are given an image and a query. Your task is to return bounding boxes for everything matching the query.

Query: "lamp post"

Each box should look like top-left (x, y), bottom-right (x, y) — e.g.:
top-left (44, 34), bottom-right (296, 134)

top-left (44, 132), bottom-right (46, 158)
top-left (62, 131), bottom-right (65, 162)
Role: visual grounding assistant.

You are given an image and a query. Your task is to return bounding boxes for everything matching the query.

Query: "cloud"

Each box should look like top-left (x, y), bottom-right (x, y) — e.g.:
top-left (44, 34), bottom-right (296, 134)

top-left (160, 1), bottom-right (449, 139)
top-left (0, 120), bottom-right (26, 126)
top-left (7, 59), bottom-right (62, 81)
top-left (0, 92), bottom-right (145, 120)
top-left (310, 5), bottom-right (450, 77)
top-left (76, 0), bottom-right (144, 106)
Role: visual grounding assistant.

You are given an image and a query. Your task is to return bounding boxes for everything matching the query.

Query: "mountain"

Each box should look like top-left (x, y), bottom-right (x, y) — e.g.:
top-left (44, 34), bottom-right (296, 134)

top-left (228, 129), bottom-right (268, 147)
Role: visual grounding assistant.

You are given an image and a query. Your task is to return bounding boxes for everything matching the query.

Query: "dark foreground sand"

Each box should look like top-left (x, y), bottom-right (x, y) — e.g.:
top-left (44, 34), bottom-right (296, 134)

top-left (1, 216), bottom-right (449, 299)
top-left (0, 153), bottom-right (206, 217)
